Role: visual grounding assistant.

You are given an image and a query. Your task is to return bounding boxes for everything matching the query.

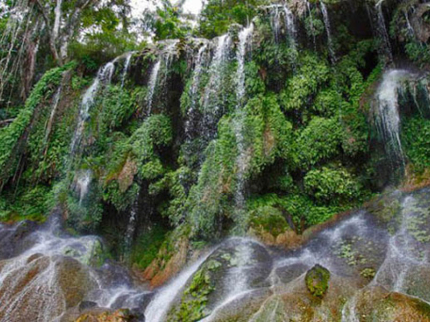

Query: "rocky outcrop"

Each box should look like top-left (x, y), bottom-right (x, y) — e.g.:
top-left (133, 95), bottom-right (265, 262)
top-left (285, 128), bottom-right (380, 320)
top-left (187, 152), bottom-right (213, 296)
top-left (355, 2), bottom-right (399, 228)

top-left (305, 264), bottom-right (330, 298)
top-left (75, 309), bottom-right (138, 322)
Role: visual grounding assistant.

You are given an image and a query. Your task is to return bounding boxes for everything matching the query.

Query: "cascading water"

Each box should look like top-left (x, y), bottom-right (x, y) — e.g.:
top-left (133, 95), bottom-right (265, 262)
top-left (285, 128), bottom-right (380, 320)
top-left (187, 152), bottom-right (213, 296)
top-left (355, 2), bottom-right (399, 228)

top-left (124, 195), bottom-right (139, 260)
top-left (373, 69), bottom-right (411, 168)
top-left (268, 4), bottom-right (297, 49)
top-left (373, 195), bottom-right (430, 301)
top-left (237, 24), bottom-right (254, 106)
top-left (146, 40), bottom-right (179, 114)
top-left (43, 83), bottom-right (63, 146)
top-left (75, 169), bottom-right (92, 205)
top-left (201, 34), bottom-right (232, 141)
top-left (374, 0), bottom-right (394, 64)
top-left (121, 52), bottom-right (134, 88)
top-left (0, 217), bottom-right (103, 322)
top-left (320, 2), bottom-right (337, 63)
top-left (146, 60), bottom-right (161, 114)
top-left (305, 0), bottom-right (317, 50)
top-left (144, 250), bottom-right (215, 322)
top-left (233, 24), bottom-right (254, 212)
top-left (70, 61), bottom-right (115, 154)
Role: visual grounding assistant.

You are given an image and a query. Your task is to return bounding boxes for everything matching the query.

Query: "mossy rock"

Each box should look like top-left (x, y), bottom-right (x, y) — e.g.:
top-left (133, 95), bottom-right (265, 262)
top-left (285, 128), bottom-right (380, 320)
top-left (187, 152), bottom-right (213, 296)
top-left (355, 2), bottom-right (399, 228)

top-left (167, 238), bottom-right (273, 321)
top-left (343, 286), bottom-right (430, 322)
top-left (75, 308), bottom-right (137, 322)
top-left (305, 264), bottom-right (330, 298)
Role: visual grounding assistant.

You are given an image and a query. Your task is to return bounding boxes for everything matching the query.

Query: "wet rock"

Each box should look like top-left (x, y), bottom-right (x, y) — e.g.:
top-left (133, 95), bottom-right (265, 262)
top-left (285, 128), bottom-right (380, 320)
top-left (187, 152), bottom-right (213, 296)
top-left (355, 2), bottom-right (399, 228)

top-left (0, 220), bottom-right (39, 259)
top-left (75, 308), bottom-right (140, 322)
top-left (143, 225), bottom-right (191, 288)
top-left (0, 255), bottom-right (97, 321)
top-left (79, 301), bottom-right (98, 311)
top-left (305, 264), bottom-right (330, 298)
top-left (343, 286), bottom-right (430, 322)
top-left (167, 238), bottom-right (273, 321)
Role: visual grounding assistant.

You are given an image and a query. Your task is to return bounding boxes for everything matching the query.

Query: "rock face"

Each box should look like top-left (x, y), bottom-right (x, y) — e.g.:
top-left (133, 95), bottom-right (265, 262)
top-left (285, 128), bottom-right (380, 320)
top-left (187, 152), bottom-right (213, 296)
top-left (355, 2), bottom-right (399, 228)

top-left (142, 188), bottom-right (430, 322)
top-left (0, 255), bottom-right (97, 322)
top-left (166, 238), bottom-right (273, 321)
top-left (305, 264), bottom-right (330, 298)
top-left (343, 286), bottom-right (430, 322)
top-left (76, 309), bottom-right (138, 322)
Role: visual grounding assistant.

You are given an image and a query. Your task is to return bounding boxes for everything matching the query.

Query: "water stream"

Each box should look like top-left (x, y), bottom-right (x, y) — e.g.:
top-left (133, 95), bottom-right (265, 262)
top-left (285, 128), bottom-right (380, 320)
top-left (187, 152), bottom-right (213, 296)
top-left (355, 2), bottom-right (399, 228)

top-left (185, 43), bottom-right (209, 140)
top-left (70, 61), bottom-right (116, 154)
top-left (320, 2), bottom-right (337, 63)
top-left (373, 69), bottom-right (412, 168)
top-left (375, 0), bottom-right (394, 64)
top-left (146, 40), bottom-right (179, 114)
top-left (201, 34), bottom-right (232, 141)
top-left (144, 250), bottom-right (215, 322)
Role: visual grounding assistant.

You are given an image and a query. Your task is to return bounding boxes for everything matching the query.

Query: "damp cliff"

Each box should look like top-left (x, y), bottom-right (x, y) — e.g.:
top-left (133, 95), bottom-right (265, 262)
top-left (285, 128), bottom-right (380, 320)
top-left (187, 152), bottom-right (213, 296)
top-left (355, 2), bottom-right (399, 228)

top-left (0, 0), bottom-right (430, 321)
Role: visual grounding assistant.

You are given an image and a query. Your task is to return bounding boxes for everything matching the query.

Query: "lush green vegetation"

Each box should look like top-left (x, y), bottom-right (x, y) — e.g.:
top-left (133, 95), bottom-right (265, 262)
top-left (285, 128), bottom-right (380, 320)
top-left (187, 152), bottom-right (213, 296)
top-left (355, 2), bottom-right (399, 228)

top-left (1, 0), bottom-right (430, 273)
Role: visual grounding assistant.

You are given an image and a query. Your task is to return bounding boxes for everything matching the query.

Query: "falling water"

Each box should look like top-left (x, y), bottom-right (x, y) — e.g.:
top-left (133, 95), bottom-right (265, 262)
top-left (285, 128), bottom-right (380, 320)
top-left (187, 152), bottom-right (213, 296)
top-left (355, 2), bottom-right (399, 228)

top-left (268, 4), bottom-right (297, 48)
top-left (203, 34), bottom-right (232, 111)
top-left (372, 196), bottom-right (430, 301)
top-left (124, 196), bottom-right (139, 259)
top-left (43, 84), bottom-right (63, 145)
top-left (185, 43), bottom-right (209, 140)
top-left (201, 34), bottom-right (232, 141)
top-left (0, 217), bottom-right (103, 322)
top-left (144, 251), bottom-right (215, 322)
top-left (146, 41), bottom-right (179, 114)
top-left (237, 24), bottom-right (254, 105)
top-left (320, 2), bottom-right (337, 63)
top-left (121, 52), bottom-right (133, 88)
top-left (306, 0), bottom-right (317, 50)
top-left (233, 24), bottom-right (254, 212)
top-left (146, 60), bottom-right (161, 114)
top-left (375, 0), bottom-right (393, 64)
top-left (70, 61), bottom-right (116, 154)
top-left (373, 69), bottom-right (411, 167)
top-left (75, 169), bottom-right (92, 205)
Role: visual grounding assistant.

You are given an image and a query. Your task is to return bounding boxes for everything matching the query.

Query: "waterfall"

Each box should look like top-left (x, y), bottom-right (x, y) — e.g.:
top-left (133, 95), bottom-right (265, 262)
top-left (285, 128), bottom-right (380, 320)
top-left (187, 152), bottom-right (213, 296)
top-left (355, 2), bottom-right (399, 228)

top-left (75, 169), bottom-right (92, 205)
top-left (374, 0), bottom-right (393, 64)
top-left (121, 52), bottom-right (134, 88)
top-left (43, 84), bottom-right (62, 146)
top-left (268, 4), bottom-right (297, 48)
top-left (320, 2), bottom-right (336, 63)
top-left (203, 34), bottom-right (231, 111)
top-left (237, 24), bottom-right (254, 105)
top-left (146, 60), bottom-right (161, 114)
top-left (70, 61), bottom-right (115, 154)
top-left (0, 217), bottom-right (103, 322)
top-left (201, 34), bottom-right (232, 140)
top-left (185, 43), bottom-right (209, 140)
top-left (372, 195), bottom-right (430, 302)
top-left (283, 5), bottom-right (297, 50)
top-left (146, 40), bottom-right (179, 114)
top-left (233, 24), bottom-right (254, 212)
top-left (124, 196), bottom-right (139, 259)
top-left (373, 70), bottom-right (411, 167)
top-left (144, 250), bottom-right (215, 322)
top-left (306, 0), bottom-right (317, 50)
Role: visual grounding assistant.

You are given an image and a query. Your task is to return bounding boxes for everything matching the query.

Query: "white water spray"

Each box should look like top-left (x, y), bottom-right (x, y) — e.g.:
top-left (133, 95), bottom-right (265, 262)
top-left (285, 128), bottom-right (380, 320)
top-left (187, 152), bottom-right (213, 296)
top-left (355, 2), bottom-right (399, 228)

top-left (320, 2), bottom-right (337, 63)
top-left (144, 251), bottom-right (214, 322)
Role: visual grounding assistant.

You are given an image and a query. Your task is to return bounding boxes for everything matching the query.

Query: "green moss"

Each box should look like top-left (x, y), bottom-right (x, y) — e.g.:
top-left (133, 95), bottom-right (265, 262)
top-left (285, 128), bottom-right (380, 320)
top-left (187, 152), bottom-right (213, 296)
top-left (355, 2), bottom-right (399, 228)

top-left (131, 224), bottom-right (168, 270)
top-left (249, 205), bottom-right (290, 238)
top-left (0, 62), bottom-right (77, 185)
top-left (305, 264), bottom-right (331, 298)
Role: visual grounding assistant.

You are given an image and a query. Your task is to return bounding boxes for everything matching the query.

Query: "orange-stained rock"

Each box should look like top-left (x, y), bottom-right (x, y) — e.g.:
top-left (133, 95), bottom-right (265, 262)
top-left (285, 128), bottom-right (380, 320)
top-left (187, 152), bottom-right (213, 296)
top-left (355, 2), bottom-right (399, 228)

top-left (75, 309), bottom-right (135, 322)
top-left (143, 236), bottom-right (189, 288)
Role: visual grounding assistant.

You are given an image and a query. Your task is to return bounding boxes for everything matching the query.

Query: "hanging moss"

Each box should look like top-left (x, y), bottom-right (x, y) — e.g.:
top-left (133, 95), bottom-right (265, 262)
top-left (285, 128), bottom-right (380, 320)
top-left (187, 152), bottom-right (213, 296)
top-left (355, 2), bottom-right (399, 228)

top-left (0, 62), bottom-right (77, 186)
